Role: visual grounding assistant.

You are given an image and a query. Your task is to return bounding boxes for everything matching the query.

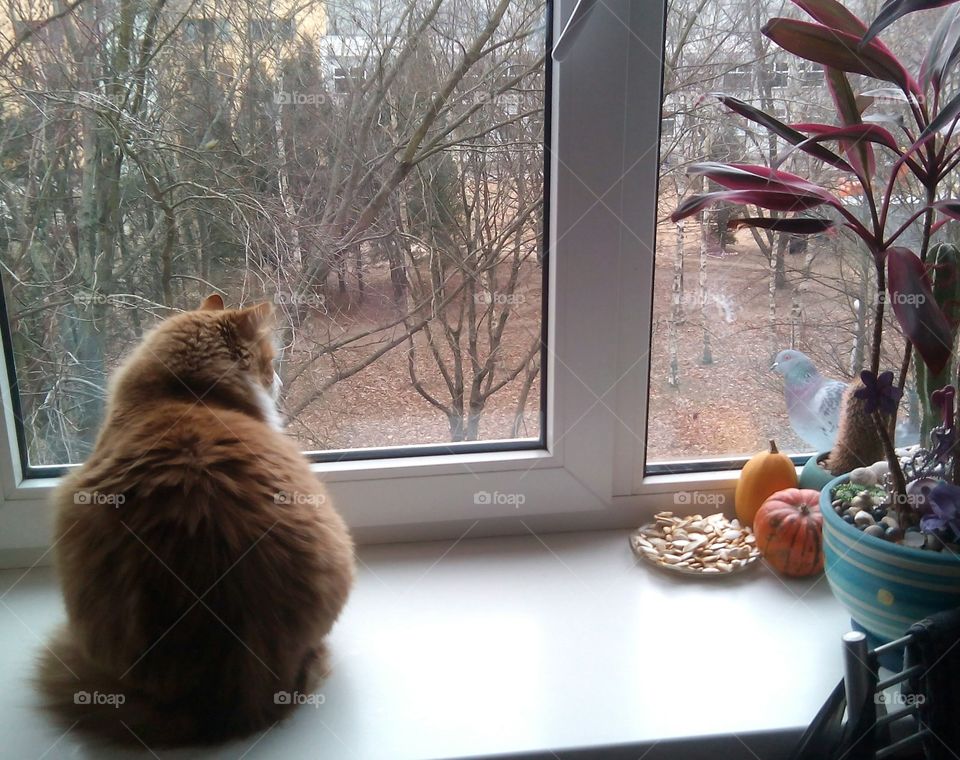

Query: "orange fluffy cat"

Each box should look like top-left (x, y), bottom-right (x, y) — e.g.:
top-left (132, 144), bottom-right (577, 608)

top-left (36, 295), bottom-right (355, 746)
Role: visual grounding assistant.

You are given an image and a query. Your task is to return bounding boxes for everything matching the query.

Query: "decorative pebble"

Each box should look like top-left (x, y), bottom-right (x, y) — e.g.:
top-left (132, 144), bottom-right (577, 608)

top-left (880, 516), bottom-right (899, 530)
top-left (850, 467), bottom-right (878, 487)
top-left (906, 478), bottom-right (938, 510)
top-left (925, 534), bottom-right (943, 551)
top-left (852, 493), bottom-right (875, 511)
top-left (885, 526), bottom-right (903, 542)
top-left (864, 524), bottom-right (885, 538)
top-left (871, 507), bottom-right (887, 522)
top-left (854, 511), bottom-right (876, 527)
top-left (903, 532), bottom-right (926, 549)
top-left (843, 514), bottom-right (855, 525)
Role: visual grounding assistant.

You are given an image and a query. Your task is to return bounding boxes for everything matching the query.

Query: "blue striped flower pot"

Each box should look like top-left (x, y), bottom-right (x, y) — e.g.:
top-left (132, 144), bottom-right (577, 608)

top-left (821, 474), bottom-right (960, 643)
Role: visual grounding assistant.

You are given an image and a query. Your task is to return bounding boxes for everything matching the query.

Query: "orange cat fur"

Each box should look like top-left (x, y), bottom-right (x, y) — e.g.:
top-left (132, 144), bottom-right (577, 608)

top-left (36, 294), bottom-right (354, 746)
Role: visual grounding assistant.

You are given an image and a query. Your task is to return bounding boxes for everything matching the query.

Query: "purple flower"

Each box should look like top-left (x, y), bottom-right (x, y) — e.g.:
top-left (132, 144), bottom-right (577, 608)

top-left (932, 386), bottom-right (956, 429)
top-left (923, 482), bottom-right (960, 538)
top-left (854, 370), bottom-right (903, 416)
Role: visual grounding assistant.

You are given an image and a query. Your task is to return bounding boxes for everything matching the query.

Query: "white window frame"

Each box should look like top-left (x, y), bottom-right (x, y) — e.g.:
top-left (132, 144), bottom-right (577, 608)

top-left (0, 0), bottom-right (740, 566)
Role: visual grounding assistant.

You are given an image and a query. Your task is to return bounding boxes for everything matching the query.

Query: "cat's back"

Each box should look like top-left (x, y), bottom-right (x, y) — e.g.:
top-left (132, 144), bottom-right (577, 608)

top-left (53, 399), bottom-right (348, 582)
top-left (64, 400), bottom-right (313, 508)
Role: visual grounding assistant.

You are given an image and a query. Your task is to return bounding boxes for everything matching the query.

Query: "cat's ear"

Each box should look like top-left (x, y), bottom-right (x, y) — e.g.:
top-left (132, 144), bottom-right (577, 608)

top-left (200, 294), bottom-right (225, 311)
top-left (234, 301), bottom-right (275, 341)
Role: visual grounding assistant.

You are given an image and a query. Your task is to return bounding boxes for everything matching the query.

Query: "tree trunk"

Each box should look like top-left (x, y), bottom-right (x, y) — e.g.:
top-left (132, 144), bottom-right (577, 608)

top-left (355, 244), bottom-right (365, 303)
top-left (768, 235), bottom-right (778, 356)
top-left (790, 287), bottom-right (803, 349)
top-left (668, 222), bottom-right (684, 387)
top-left (699, 226), bottom-right (712, 365)
top-left (775, 232), bottom-right (787, 289)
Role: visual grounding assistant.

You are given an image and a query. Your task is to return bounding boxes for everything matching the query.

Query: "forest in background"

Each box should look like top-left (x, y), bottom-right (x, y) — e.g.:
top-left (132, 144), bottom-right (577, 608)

top-left (2, 0), bottom-right (955, 469)
top-left (0, 0), bottom-right (546, 465)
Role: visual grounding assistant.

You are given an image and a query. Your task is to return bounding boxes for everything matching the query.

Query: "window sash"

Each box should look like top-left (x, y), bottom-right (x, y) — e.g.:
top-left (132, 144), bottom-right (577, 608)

top-left (0, 0), bottom-right (742, 566)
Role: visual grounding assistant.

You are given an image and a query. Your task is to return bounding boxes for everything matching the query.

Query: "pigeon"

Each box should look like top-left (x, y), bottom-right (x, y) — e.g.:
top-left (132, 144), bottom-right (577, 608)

top-left (771, 349), bottom-right (847, 451)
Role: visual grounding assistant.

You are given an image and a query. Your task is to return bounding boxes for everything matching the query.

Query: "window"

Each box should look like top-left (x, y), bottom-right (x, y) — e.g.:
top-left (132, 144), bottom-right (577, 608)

top-left (770, 60), bottom-right (789, 88)
top-left (0, 0), bottom-right (721, 553)
top-left (722, 64), bottom-right (751, 91)
top-left (647, 0), bottom-right (927, 474)
top-left (333, 64), bottom-right (364, 93)
top-left (248, 17), bottom-right (295, 41)
top-left (183, 18), bottom-right (232, 43)
top-left (326, 0), bottom-right (411, 37)
top-left (801, 62), bottom-right (825, 86)
top-left (11, 19), bottom-right (47, 40)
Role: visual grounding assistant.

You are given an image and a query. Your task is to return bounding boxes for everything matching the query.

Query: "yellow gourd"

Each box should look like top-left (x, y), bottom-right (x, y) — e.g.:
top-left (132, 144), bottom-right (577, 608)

top-left (735, 440), bottom-right (798, 527)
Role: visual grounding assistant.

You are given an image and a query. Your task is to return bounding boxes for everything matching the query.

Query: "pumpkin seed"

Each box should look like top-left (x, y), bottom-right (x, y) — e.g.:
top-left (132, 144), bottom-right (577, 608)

top-left (632, 512), bottom-right (760, 575)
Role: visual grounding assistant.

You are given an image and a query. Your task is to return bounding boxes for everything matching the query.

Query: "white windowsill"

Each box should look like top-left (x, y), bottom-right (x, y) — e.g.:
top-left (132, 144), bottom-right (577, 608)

top-left (0, 529), bottom-right (850, 759)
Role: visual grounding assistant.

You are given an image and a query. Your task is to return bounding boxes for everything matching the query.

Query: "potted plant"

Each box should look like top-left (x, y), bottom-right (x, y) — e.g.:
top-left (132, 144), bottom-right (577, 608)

top-left (672, 0), bottom-right (960, 641)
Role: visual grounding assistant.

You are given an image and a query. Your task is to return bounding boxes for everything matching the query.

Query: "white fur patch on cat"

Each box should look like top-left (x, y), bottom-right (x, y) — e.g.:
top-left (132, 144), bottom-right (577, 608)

top-left (252, 374), bottom-right (285, 431)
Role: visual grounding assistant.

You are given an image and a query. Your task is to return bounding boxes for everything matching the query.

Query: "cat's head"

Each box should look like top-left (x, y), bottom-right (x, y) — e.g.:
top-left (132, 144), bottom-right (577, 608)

top-left (111, 294), bottom-right (280, 424)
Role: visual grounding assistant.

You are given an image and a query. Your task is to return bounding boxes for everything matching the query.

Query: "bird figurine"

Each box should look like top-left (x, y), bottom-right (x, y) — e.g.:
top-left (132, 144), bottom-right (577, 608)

top-left (771, 349), bottom-right (847, 451)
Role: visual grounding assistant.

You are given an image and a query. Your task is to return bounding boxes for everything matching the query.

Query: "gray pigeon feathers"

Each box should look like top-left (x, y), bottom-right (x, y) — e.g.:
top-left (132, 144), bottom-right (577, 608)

top-left (772, 349), bottom-right (847, 452)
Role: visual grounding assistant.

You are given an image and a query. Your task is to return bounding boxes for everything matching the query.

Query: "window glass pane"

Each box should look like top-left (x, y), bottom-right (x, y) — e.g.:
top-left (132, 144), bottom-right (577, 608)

top-left (0, 0), bottom-right (546, 467)
top-left (648, 0), bottom-right (931, 468)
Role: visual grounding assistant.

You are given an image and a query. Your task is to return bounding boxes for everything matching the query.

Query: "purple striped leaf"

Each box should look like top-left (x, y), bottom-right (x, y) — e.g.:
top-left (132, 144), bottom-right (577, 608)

top-left (715, 95), bottom-right (854, 171)
top-left (933, 199), bottom-right (960, 219)
top-left (921, 5), bottom-right (960, 91)
top-left (728, 217), bottom-right (835, 233)
top-left (826, 68), bottom-right (876, 181)
top-left (671, 190), bottom-right (832, 223)
top-left (932, 218), bottom-right (952, 235)
top-left (887, 246), bottom-right (954, 374)
top-left (918, 89), bottom-right (960, 140)
top-left (860, 86), bottom-right (912, 102)
top-left (688, 162), bottom-right (836, 199)
top-left (862, 0), bottom-right (960, 45)
top-left (791, 0), bottom-right (907, 63)
top-left (763, 18), bottom-right (920, 94)
top-left (790, 122), bottom-right (900, 151)
top-left (791, 0), bottom-right (868, 35)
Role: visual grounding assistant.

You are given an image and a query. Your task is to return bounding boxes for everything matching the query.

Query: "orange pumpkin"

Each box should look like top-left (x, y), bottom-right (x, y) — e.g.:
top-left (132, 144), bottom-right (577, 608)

top-left (754, 488), bottom-right (824, 577)
top-left (735, 439), bottom-right (798, 527)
